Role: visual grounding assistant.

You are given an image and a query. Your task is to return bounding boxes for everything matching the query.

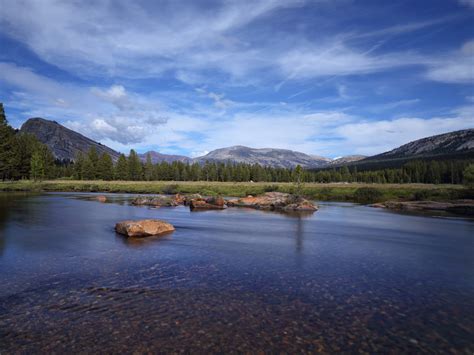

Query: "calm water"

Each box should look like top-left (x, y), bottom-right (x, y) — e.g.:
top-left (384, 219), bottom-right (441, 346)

top-left (0, 192), bottom-right (473, 353)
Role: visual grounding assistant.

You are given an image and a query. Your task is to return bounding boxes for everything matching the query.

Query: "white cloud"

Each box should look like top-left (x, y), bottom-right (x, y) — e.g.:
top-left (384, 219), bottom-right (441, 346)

top-left (0, 0), bottom-right (454, 85)
top-left (2, 59), bottom-right (472, 158)
top-left (277, 42), bottom-right (424, 80)
top-left (425, 40), bottom-right (474, 84)
top-left (0, 62), bottom-right (167, 145)
top-left (335, 115), bottom-right (474, 155)
top-left (92, 85), bottom-right (133, 111)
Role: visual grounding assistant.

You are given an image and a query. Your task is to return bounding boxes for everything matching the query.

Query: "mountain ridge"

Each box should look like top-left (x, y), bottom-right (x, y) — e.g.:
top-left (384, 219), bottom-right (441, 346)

top-left (193, 145), bottom-right (331, 169)
top-left (19, 117), bottom-right (474, 168)
top-left (20, 117), bottom-right (120, 162)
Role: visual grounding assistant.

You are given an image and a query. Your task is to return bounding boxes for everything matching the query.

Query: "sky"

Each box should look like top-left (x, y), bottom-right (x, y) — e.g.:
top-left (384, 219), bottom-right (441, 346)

top-left (0, 0), bottom-right (473, 159)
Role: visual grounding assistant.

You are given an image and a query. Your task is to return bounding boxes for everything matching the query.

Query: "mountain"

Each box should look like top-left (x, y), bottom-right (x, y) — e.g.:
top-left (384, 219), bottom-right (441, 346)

top-left (364, 129), bottom-right (474, 162)
top-left (193, 145), bottom-right (331, 168)
top-left (18, 117), bottom-right (474, 169)
top-left (329, 155), bottom-right (367, 166)
top-left (20, 117), bottom-right (120, 162)
top-left (138, 151), bottom-right (192, 164)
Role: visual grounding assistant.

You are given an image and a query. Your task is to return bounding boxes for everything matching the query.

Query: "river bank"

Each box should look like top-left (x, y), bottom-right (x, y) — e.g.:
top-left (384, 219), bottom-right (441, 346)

top-left (0, 180), bottom-right (471, 204)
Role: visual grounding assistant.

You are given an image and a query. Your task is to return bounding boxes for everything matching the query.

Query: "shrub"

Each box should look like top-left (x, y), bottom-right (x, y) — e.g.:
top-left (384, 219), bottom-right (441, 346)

top-left (161, 184), bottom-right (179, 194)
top-left (263, 184), bottom-right (279, 192)
top-left (353, 187), bottom-right (383, 204)
top-left (412, 190), bottom-right (430, 201)
top-left (463, 164), bottom-right (474, 188)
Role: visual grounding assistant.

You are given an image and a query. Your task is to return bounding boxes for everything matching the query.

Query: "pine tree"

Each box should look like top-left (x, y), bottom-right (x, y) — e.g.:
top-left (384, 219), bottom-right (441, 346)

top-left (81, 156), bottom-right (95, 180)
top-left (0, 103), bottom-right (15, 180)
top-left (115, 154), bottom-right (129, 180)
top-left (30, 151), bottom-right (44, 181)
top-left (293, 165), bottom-right (304, 197)
top-left (8, 133), bottom-right (44, 180)
top-left (128, 149), bottom-right (142, 180)
top-left (87, 147), bottom-right (99, 179)
top-left (37, 144), bottom-right (54, 179)
top-left (74, 152), bottom-right (85, 180)
top-left (144, 153), bottom-right (154, 181)
top-left (463, 164), bottom-right (474, 188)
top-left (97, 153), bottom-right (114, 180)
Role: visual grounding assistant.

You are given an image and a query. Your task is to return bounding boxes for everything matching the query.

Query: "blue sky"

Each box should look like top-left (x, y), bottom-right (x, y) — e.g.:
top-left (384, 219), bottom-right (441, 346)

top-left (0, 0), bottom-right (473, 158)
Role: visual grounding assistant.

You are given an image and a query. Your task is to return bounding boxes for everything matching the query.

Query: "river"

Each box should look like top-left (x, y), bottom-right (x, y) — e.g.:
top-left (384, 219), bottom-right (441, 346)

top-left (0, 192), bottom-right (473, 352)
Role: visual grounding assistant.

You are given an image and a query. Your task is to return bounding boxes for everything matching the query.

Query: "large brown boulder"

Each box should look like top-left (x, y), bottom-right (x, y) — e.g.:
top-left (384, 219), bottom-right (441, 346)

top-left (115, 219), bottom-right (175, 238)
top-left (189, 196), bottom-right (227, 210)
top-left (227, 192), bottom-right (317, 212)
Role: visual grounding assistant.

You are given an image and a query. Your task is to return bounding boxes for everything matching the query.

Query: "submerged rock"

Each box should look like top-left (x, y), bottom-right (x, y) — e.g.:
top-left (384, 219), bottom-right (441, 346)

top-left (189, 196), bottom-right (226, 210)
top-left (227, 192), bottom-right (317, 212)
top-left (115, 219), bottom-right (175, 237)
top-left (372, 200), bottom-right (474, 216)
top-left (96, 195), bottom-right (107, 203)
top-left (282, 199), bottom-right (318, 211)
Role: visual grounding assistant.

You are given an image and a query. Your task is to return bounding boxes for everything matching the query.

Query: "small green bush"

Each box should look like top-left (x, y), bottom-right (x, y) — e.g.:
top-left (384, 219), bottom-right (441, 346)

top-left (412, 190), bottom-right (430, 201)
top-left (161, 184), bottom-right (179, 194)
top-left (354, 187), bottom-right (383, 204)
top-left (263, 184), bottom-right (279, 192)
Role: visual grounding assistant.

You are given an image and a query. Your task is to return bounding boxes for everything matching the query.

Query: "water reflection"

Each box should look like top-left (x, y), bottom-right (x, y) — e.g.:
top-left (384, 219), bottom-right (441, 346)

top-left (116, 232), bottom-right (174, 248)
top-left (295, 215), bottom-right (304, 253)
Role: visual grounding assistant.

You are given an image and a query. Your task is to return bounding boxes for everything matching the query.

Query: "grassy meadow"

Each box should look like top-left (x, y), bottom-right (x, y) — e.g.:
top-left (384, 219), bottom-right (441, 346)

top-left (0, 180), bottom-right (470, 203)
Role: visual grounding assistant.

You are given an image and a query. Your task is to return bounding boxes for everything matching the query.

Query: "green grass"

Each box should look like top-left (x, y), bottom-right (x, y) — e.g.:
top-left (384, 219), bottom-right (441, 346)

top-left (0, 180), bottom-right (470, 203)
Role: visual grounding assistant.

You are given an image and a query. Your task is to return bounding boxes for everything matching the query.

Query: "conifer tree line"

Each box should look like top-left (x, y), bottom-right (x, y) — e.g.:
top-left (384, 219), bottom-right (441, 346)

top-left (71, 149), bottom-right (473, 185)
top-left (0, 103), bottom-right (57, 181)
top-left (1, 103), bottom-right (472, 184)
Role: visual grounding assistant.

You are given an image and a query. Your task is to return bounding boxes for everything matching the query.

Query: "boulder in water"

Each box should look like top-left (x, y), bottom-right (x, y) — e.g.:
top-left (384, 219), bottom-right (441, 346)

top-left (189, 196), bottom-right (226, 210)
top-left (131, 196), bottom-right (178, 207)
top-left (227, 192), bottom-right (317, 212)
top-left (115, 219), bottom-right (175, 238)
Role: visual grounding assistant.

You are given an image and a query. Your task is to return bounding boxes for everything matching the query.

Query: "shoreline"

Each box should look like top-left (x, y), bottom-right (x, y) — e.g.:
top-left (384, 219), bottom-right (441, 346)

top-left (0, 180), bottom-right (471, 203)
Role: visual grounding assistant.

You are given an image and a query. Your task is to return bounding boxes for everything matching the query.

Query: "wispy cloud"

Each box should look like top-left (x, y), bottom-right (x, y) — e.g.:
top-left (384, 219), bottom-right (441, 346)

top-left (0, 0), bottom-right (472, 157)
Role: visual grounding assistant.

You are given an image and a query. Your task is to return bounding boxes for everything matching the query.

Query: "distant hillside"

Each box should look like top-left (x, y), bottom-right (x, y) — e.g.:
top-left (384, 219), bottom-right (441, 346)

top-left (138, 151), bottom-right (192, 164)
top-left (368, 129), bottom-right (474, 161)
top-left (20, 118), bottom-right (120, 162)
top-left (335, 129), bottom-right (474, 171)
top-left (194, 145), bottom-right (331, 168)
top-left (328, 155), bottom-right (367, 166)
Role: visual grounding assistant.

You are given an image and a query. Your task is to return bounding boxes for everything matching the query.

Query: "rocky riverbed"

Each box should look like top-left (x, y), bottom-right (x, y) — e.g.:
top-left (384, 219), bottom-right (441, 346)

top-left (130, 192), bottom-right (318, 212)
